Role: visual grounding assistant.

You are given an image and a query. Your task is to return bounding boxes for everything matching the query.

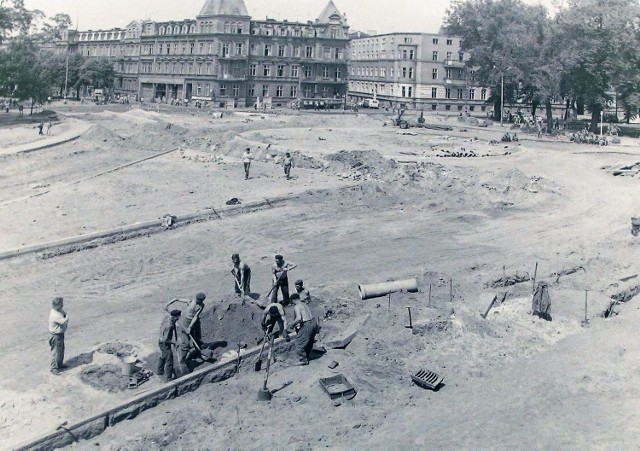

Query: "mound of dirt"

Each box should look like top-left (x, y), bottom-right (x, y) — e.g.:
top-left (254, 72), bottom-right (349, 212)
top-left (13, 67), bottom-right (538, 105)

top-left (79, 364), bottom-right (130, 392)
top-left (199, 299), bottom-right (266, 356)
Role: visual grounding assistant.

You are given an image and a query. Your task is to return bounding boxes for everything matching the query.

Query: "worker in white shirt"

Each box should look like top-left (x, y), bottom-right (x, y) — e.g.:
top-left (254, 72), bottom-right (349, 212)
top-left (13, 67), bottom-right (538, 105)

top-left (243, 147), bottom-right (253, 180)
top-left (48, 297), bottom-right (69, 375)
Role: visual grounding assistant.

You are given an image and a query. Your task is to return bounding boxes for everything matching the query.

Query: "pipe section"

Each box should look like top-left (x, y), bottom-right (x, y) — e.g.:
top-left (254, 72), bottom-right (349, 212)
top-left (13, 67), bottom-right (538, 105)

top-left (358, 278), bottom-right (418, 300)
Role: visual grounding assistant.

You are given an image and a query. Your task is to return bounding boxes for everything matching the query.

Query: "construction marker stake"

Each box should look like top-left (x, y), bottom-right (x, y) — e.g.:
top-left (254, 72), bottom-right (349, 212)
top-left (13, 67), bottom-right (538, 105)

top-left (405, 306), bottom-right (413, 329)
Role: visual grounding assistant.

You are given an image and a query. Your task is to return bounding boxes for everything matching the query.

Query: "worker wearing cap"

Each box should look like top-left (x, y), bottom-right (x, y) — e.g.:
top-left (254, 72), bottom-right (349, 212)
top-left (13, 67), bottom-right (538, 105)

top-left (288, 282), bottom-right (319, 366)
top-left (243, 147), bottom-right (253, 180)
top-left (167, 292), bottom-right (206, 364)
top-left (261, 302), bottom-right (290, 342)
top-left (231, 254), bottom-right (251, 296)
top-left (157, 310), bottom-right (181, 382)
top-left (271, 254), bottom-right (297, 304)
top-left (293, 279), bottom-right (310, 302)
top-left (48, 297), bottom-right (69, 375)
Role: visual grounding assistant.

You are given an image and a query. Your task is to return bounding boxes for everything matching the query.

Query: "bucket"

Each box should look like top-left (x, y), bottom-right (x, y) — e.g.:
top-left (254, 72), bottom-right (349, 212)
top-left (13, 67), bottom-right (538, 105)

top-left (121, 356), bottom-right (138, 376)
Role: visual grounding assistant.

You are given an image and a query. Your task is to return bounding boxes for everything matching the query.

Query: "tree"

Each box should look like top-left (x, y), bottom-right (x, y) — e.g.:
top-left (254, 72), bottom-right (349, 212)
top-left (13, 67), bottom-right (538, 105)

top-left (556, 0), bottom-right (640, 131)
top-left (76, 57), bottom-right (115, 93)
top-left (0, 37), bottom-right (48, 112)
top-left (443, 0), bottom-right (561, 129)
top-left (34, 13), bottom-right (72, 44)
top-left (0, 0), bottom-right (41, 43)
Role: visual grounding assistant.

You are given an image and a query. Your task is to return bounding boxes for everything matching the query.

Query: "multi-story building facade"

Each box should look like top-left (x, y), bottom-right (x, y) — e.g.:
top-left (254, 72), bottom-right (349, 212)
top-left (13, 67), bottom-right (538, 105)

top-left (348, 33), bottom-right (490, 112)
top-left (53, 0), bottom-right (349, 107)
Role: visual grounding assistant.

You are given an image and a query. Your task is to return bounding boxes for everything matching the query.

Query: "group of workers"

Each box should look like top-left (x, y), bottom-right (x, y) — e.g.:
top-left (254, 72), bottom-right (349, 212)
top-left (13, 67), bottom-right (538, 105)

top-left (47, 252), bottom-right (319, 381)
top-left (155, 253), bottom-right (318, 382)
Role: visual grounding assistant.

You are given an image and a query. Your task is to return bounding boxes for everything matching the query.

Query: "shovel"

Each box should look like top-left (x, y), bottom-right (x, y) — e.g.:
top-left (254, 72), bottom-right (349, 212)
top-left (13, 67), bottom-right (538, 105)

top-left (254, 330), bottom-right (270, 372)
top-left (187, 331), bottom-right (215, 361)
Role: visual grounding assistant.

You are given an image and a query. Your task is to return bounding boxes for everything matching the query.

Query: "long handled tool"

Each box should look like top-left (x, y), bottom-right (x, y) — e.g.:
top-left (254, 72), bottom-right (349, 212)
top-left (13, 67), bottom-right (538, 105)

top-left (187, 331), bottom-right (215, 361)
top-left (264, 268), bottom-right (293, 304)
top-left (257, 333), bottom-right (276, 401)
top-left (254, 329), bottom-right (270, 372)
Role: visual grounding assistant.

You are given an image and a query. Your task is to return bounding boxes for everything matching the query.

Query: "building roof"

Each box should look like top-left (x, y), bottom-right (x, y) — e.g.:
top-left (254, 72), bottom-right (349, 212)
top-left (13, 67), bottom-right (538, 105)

top-left (316, 0), bottom-right (346, 24)
top-left (198, 0), bottom-right (249, 17)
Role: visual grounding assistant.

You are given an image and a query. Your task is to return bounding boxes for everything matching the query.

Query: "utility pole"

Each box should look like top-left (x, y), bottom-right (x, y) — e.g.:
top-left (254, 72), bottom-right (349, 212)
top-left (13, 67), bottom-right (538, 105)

top-left (64, 53), bottom-right (69, 99)
top-left (500, 72), bottom-right (504, 127)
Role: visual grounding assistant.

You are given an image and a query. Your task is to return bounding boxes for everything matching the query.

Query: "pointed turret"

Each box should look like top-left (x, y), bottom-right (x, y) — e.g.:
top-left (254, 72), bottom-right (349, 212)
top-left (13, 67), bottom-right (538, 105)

top-left (316, 0), bottom-right (347, 24)
top-left (198, 0), bottom-right (249, 17)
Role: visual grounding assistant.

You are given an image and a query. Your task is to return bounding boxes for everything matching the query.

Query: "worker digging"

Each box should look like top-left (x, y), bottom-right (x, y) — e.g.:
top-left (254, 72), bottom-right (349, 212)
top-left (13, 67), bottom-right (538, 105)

top-left (270, 254), bottom-right (297, 304)
top-left (231, 253), bottom-right (251, 298)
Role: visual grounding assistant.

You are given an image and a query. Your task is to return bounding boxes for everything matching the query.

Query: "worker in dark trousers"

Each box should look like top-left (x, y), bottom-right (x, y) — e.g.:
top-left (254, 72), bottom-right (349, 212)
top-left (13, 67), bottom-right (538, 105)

top-left (48, 297), bottom-right (69, 375)
top-left (166, 292), bottom-right (206, 364)
top-left (231, 253), bottom-right (251, 296)
top-left (288, 282), bottom-right (319, 366)
top-left (157, 310), bottom-right (181, 382)
top-left (271, 254), bottom-right (296, 304)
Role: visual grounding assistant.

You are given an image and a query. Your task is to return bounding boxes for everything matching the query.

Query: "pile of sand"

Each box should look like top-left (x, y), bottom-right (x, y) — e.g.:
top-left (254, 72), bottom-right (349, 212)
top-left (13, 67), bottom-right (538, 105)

top-left (80, 364), bottom-right (130, 392)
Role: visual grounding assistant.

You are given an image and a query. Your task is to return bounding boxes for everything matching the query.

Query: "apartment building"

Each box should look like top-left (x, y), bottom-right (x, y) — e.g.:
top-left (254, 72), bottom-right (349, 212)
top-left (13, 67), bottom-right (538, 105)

top-left (348, 33), bottom-right (490, 112)
top-left (54, 0), bottom-right (350, 107)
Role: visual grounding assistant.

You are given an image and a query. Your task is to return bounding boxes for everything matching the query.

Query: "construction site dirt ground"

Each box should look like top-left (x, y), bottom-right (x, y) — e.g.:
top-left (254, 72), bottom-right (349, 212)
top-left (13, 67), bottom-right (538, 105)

top-left (1, 104), bottom-right (640, 449)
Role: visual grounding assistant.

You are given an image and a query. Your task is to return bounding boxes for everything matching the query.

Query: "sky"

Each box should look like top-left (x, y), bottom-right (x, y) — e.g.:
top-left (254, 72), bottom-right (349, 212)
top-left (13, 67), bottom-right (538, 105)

top-left (24, 0), bottom-right (558, 35)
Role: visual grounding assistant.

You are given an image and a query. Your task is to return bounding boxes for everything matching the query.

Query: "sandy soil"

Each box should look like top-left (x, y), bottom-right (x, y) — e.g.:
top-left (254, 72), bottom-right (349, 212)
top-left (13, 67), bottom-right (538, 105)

top-left (1, 106), bottom-right (639, 449)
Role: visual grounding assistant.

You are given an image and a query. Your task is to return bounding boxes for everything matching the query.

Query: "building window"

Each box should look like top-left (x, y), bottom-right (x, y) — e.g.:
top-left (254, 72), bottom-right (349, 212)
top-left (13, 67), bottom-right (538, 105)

top-left (294, 29), bottom-right (300, 37)
top-left (459, 52), bottom-right (464, 62)
top-left (447, 38), bottom-right (453, 45)
top-left (457, 89), bottom-right (464, 99)
top-left (290, 85), bottom-right (298, 97)
top-left (278, 45), bottom-right (285, 57)
top-left (236, 43), bottom-right (243, 55)
top-left (264, 44), bottom-right (271, 56)
top-left (404, 37), bottom-right (412, 43)
top-left (402, 67), bottom-right (407, 78)
top-left (431, 104), bottom-right (437, 111)
top-left (293, 46), bottom-right (300, 57)
top-left (222, 44), bottom-right (229, 57)
top-left (232, 84), bottom-right (239, 96)
top-left (220, 84), bottom-right (227, 95)
top-left (446, 51), bottom-right (452, 60)
top-left (304, 66), bottom-right (312, 77)
top-left (263, 65), bottom-right (271, 76)
top-left (190, 43), bottom-right (195, 54)
top-left (481, 88), bottom-right (487, 100)
top-left (432, 51), bottom-right (438, 61)
top-left (280, 28), bottom-right (287, 36)
top-left (336, 67), bottom-right (342, 79)
top-left (446, 68), bottom-right (452, 78)
top-left (196, 84), bottom-right (202, 95)
top-left (321, 66), bottom-right (328, 78)
top-left (409, 68), bottom-right (413, 79)
top-left (291, 65), bottom-right (299, 77)
top-left (469, 89), bottom-right (475, 100)
top-left (205, 84), bottom-right (210, 95)
top-left (381, 68), bottom-right (386, 77)
top-left (470, 105), bottom-right (475, 111)
top-left (277, 65), bottom-right (285, 77)
top-left (409, 50), bottom-right (414, 60)
top-left (432, 68), bottom-right (438, 79)
top-left (402, 86), bottom-right (406, 97)
top-left (322, 86), bottom-right (328, 98)
top-left (262, 85), bottom-right (269, 97)
top-left (304, 86), bottom-right (313, 97)
top-left (248, 85), bottom-right (255, 96)
top-left (445, 104), bottom-right (451, 111)
top-left (276, 86), bottom-right (283, 97)
top-left (432, 38), bottom-right (438, 44)
top-left (402, 49), bottom-right (408, 59)
top-left (432, 87), bottom-right (437, 98)
top-left (305, 46), bottom-right (313, 58)
top-left (445, 88), bottom-right (451, 99)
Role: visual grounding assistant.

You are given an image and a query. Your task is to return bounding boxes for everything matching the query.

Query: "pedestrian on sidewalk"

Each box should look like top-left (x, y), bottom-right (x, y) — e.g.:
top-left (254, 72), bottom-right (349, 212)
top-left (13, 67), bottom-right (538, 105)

top-left (46, 121), bottom-right (52, 135)
top-left (283, 152), bottom-right (294, 179)
top-left (37, 121), bottom-right (44, 135)
top-left (48, 297), bottom-right (69, 375)
top-left (243, 147), bottom-right (253, 180)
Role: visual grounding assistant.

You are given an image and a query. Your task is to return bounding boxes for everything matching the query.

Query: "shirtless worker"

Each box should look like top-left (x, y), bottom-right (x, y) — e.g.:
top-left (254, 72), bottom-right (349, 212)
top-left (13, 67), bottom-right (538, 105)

top-left (271, 254), bottom-right (297, 304)
top-left (261, 302), bottom-right (291, 342)
top-left (288, 282), bottom-right (319, 366)
top-left (231, 253), bottom-right (251, 296)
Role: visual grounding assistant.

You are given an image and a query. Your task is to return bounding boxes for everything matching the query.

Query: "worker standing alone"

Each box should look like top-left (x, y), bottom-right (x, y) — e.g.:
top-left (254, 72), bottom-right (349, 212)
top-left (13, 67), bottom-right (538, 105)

top-left (243, 147), bottom-right (253, 180)
top-left (48, 297), bottom-right (69, 375)
top-left (283, 152), bottom-right (294, 179)
top-left (157, 309), bottom-right (181, 382)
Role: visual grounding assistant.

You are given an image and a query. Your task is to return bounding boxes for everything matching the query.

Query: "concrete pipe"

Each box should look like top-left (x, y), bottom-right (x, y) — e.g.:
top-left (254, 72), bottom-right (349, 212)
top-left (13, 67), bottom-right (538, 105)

top-left (358, 278), bottom-right (419, 300)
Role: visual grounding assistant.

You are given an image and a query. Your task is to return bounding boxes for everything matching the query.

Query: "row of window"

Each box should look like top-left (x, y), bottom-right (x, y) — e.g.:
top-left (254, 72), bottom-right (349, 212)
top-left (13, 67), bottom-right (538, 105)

top-left (349, 82), bottom-right (487, 100)
top-left (351, 49), bottom-right (464, 62)
top-left (353, 36), bottom-right (456, 48)
top-left (249, 64), bottom-right (342, 79)
top-left (350, 67), bottom-right (474, 81)
top-left (189, 84), bottom-right (332, 99)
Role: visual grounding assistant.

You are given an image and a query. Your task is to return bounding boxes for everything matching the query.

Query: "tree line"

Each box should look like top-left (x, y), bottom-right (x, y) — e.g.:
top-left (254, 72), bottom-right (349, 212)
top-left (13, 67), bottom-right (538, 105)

top-left (0, 0), bottom-right (114, 113)
top-left (444, 0), bottom-right (640, 131)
